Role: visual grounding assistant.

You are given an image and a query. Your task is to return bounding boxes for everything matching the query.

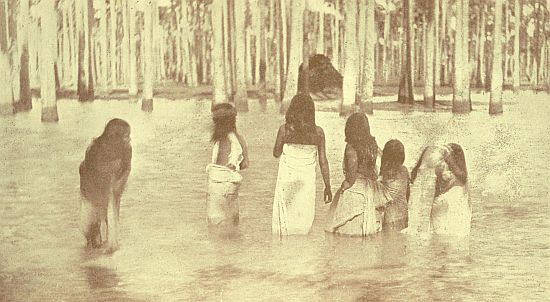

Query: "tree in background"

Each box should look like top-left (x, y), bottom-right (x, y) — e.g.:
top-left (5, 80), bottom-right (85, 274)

top-left (40, 0), bottom-right (58, 122)
top-left (490, 0), bottom-right (504, 114)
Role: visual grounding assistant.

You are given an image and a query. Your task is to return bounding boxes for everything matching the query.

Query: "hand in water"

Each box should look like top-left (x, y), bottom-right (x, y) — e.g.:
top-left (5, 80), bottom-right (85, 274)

top-left (324, 186), bottom-right (332, 204)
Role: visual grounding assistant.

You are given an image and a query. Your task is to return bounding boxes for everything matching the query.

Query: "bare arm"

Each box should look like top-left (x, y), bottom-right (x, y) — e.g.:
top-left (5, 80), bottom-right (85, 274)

top-left (235, 132), bottom-right (249, 170)
top-left (317, 127), bottom-right (331, 188)
top-left (317, 127), bottom-right (332, 203)
top-left (341, 144), bottom-right (358, 191)
top-left (273, 125), bottom-right (285, 158)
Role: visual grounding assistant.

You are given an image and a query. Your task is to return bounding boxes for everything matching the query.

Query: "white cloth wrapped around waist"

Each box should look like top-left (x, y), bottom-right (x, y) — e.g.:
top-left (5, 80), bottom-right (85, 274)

top-left (206, 164), bottom-right (242, 226)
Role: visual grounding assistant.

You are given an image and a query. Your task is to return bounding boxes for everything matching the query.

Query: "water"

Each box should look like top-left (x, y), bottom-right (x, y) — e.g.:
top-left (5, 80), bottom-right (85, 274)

top-left (0, 93), bottom-right (549, 301)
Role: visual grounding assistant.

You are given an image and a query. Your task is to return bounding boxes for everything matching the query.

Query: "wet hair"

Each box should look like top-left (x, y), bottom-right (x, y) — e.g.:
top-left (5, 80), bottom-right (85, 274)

top-left (410, 143), bottom-right (467, 185)
top-left (345, 113), bottom-right (378, 168)
top-left (99, 118), bottom-right (130, 140)
top-left (380, 139), bottom-right (405, 179)
top-left (211, 103), bottom-right (237, 142)
top-left (445, 143), bottom-right (468, 184)
top-left (284, 94), bottom-right (318, 145)
top-left (89, 118), bottom-right (131, 163)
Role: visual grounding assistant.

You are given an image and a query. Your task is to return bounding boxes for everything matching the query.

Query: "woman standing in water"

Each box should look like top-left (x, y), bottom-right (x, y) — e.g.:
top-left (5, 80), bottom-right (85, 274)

top-left (325, 113), bottom-right (382, 236)
top-left (206, 103), bottom-right (249, 227)
top-left (272, 94), bottom-right (332, 236)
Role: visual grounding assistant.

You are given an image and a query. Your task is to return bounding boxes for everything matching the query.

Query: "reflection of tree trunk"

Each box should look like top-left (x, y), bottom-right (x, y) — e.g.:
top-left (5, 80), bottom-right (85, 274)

top-left (397, 0), bottom-right (414, 105)
top-left (489, 0), bottom-right (503, 115)
top-left (360, 0), bottom-right (375, 114)
top-left (18, 0), bottom-right (31, 110)
top-left (40, 0), bottom-right (58, 122)
top-left (281, 0), bottom-right (304, 113)
top-left (424, 0), bottom-right (436, 108)
top-left (512, 0), bottom-right (520, 91)
top-left (142, 0), bottom-right (154, 112)
top-left (341, 0), bottom-right (358, 115)
top-left (211, 0), bottom-right (226, 106)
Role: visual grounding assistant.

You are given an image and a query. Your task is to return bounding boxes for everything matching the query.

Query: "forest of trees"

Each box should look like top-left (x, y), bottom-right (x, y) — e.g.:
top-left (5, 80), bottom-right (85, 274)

top-left (0, 0), bottom-right (549, 121)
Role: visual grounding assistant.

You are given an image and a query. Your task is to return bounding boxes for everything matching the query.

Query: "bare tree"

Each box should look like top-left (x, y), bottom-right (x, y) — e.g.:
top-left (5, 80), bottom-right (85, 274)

top-left (397, 0), bottom-right (415, 105)
top-left (18, 0), bottom-right (31, 110)
top-left (233, 0), bottom-right (248, 111)
top-left (341, 0), bottom-right (358, 115)
top-left (424, 0), bottom-right (436, 108)
top-left (128, 1), bottom-right (137, 96)
top-left (513, 0), bottom-right (520, 91)
top-left (142, 0), bottom-right (154, 112)
top-left (281, 0), bottom-right (304, 113)
top-left (211, 0), bottom-right (226, 106)
top-left (360, 0), bottom-right (375, 114)
top-left (40, 0), bottom-right (59, 122)
top-left (453, 0), bottom-right (471, 113)
top-left (489, 0), bottom-right (504, 114)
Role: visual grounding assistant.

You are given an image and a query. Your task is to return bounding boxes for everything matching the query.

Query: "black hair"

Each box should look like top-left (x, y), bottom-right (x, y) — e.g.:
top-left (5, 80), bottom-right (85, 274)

top-left (345, 113), bottom-right (378, 168)
top-left (211, 103), bottom-right (237, 142)
top-left (380, 139), bottom-right (405, 179)
top-left (284, 94), bottom-right (318, 145)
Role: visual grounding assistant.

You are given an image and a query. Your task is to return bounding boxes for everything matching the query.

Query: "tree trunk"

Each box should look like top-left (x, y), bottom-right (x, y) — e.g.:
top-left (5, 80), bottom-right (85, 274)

top-left (233, 0), bottom-right (248, 111)
top-left (274, 0), bottom-right (282, 102)
top-left (100, 1), bottom-right (108, 92)
top-left (461, 0), bottom-right (471, 109)
top-left (504, 0), bottom-right (509, 83)
top-left (341, 0), bottom-right (358, 115)
top-left (279, 0), bottom-right (288, 99)
top-left (453, 0), bottom-right (470, 113)
top-left (476, 4), bottom-right (486, 88)
top-left (40, 0), bottom-right (58, 122)
top-left (211, 0), bottom-right (226, 106)
top-left (424, 0), bottom-right (436, 108)
top-left (360, 0), bottom-right (375, 114)
top-left (128, 1), bottom-right (137, 96)
top-left (181, 0), bottom-right (195, 86)
top-left (0, 0), bottom-right (13, 115)
top-left (121, 0), bottom-right (129, 85)
top-left (434, 0), bottom-right (440, 87)
top-left (489, 0), bottom-right (503, 115)
top-left (397, 0), bottom-right (415, 105)
top-left (317, 11), bottom-right (324, 54)
top-left (68, 0), bottom-right (77, 89)
top-left (110, 0), bottom-right (117, 90)
top-left (142, 0), bottom-right (154, 112)
top-left (383, 9), bottom-right (390, 82)
top-left (258, 0), bottom-right (267, 104)
top-left (281, 0), bottom-right (304, 113)
top-left (332, 0), bottom-right (339, 72)
top-left (62, 5), bottom-right (71, 86)
top-left (18, 0), bottom-right (30, 110)
top-left (512, 0), bottom-right (520, 91)
top-left (77, 0), bottom-right (90, 101)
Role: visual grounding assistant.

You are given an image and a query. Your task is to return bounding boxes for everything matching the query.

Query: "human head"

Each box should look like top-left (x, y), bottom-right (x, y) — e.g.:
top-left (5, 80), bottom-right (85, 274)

top-left (345, 113), bottom-right (377, 166)
top-left (285, 94), bottom-right (316, 129)
top-left (101, 118), bottom-right (131, 144)
top-left (380, 139), bottom-right (405, 178)
top-left (211, 103), bottom-right (237, 142)
top-left (445, 143), bottom-right (467, 184)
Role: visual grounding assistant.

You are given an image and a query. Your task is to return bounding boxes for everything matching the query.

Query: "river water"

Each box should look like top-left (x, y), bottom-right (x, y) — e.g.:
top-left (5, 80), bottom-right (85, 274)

top-left (0, 93), bottom-right (548, 301)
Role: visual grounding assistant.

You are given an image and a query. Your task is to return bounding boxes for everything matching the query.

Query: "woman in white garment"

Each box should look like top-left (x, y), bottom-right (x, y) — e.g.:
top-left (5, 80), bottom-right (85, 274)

top-left (206, 103), bottom-right (249, 227)
top-left (272, 94), bottom-right (332, 236)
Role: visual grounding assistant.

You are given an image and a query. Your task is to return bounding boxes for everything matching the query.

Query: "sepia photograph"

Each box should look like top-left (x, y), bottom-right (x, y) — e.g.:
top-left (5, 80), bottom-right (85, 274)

top-left (0, 0), bottom-right (549, 300)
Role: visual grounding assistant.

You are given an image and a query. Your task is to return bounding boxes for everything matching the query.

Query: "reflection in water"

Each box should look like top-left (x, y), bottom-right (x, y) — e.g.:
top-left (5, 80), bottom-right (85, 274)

top-left (0, 94), bottom-right (549, 301)
top-left (83, 265), bottom-right (120, 289)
